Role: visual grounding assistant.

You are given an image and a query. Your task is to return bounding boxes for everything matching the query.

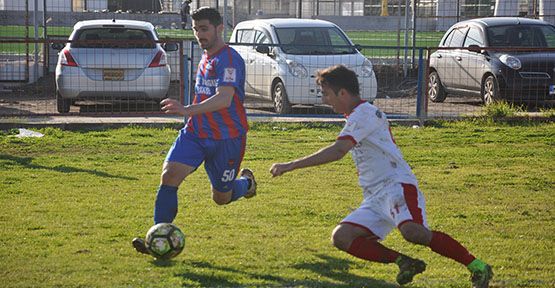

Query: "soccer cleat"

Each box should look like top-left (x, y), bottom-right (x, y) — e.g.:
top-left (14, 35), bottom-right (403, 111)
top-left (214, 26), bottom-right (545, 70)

top-left (240, 168), bottom-right (257, 198)
top-left (132, 237), bottom-right (150, 255)
top-left (395, 255), bottom-right (426, 285)
top-left (470, 263), bottom-right (493, 288)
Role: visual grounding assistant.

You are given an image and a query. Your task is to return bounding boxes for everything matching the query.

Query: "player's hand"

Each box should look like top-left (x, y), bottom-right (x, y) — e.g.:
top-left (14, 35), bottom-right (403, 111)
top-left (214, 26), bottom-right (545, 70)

top-left (270, 162), bottom-right (293, 177)
top-left (161, 98), bottom-right (187, 116)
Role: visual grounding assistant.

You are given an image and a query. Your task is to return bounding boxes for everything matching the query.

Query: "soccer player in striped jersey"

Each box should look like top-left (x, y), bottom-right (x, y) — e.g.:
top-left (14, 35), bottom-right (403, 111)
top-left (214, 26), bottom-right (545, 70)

top-left (132, 7), bottom-right (256, 255)
top-left (270, 65), bottom-right (492, 288)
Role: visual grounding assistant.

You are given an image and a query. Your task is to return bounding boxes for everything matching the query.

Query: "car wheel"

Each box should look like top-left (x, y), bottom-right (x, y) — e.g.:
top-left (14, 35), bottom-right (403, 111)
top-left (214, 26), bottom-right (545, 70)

top-left (428, 71), bottom-right (447, 103)
top-left (481, 75), bottom-right (500, 105)
top-left (56, 91), bottom-right (71, 113)
top-left (272, 81), bottom-right (292, 114)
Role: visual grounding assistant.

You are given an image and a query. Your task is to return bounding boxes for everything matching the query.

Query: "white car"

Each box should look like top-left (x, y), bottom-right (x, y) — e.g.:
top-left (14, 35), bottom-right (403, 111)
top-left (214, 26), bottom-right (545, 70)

top-left (230, 18), bottom-right (377, 114)
top-left (52, 19), bottom-right (177, 113)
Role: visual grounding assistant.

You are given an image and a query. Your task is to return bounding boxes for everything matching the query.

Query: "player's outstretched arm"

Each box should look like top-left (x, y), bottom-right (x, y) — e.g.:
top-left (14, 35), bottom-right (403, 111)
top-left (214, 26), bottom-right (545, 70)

top-left (161, 86), bottom-right (235, 117)
top-left (270, 139), bottom-right (353, 177)
top-left (160, 98), bottom-right (187, 116)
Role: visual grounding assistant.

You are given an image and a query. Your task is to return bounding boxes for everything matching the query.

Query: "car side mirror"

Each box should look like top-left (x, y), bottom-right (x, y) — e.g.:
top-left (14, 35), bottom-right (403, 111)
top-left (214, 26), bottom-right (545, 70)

top-left (354, 44), bottom-right (362, 51)
top-left (163, 42), bottom-right (178, 52)
top-left (255, 45), bottom-right (270, 54)
top-left (51, 43), bottom-right (64, 50)
top-left (467, 44), bottom-right (483, 53)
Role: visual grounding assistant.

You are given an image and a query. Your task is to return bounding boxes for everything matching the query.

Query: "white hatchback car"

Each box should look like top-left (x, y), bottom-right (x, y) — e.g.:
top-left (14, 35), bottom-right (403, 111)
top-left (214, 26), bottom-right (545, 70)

top-left (52, 19), bottom-right (177, 113)
top-left (230, 18), bottom-right (377, 114)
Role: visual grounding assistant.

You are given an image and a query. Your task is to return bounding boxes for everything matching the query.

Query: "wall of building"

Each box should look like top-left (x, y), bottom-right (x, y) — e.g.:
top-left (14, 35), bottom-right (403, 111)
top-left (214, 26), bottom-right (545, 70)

top-left (0, 0), bottom-right (74, 12)
top-left (0, 10), bottom-right (181, 29)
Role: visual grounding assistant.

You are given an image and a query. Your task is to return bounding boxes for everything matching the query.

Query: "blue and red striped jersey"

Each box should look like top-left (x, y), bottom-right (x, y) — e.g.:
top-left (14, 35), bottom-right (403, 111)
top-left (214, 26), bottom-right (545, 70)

top-left (185, 45), bottom-right (248, 139)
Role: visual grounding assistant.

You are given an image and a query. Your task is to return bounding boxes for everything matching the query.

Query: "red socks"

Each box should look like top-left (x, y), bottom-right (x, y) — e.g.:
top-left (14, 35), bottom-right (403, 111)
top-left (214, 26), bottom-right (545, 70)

top-left (429, 231), bottom-right (475, 266)
top-left (346, 231), bottom-right (475, 267)
top-left (347, 236), bottom-right (400, 263)
top-left (346, 231), bottom-right (475, 266)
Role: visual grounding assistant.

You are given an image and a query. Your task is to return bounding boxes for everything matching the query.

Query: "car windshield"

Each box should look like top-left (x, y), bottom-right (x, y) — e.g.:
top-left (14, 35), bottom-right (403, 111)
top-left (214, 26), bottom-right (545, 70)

top-left (275, 27), bottom-right (356, 55)
top-left (487, 24), bottom-right (555, 47)
top-left (71, 27), bottom-right (155, 49)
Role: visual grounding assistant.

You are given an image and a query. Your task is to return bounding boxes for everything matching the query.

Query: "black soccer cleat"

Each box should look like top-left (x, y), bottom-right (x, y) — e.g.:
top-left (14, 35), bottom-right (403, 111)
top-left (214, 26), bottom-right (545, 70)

top-left (471, 264), bottom-right (493, 288)
top-left (395, 255), bottom-right (426, 285)
top-left (132, 237), bottom-right (150, 255)
top-left (240, 168), bottom-right (257, 199)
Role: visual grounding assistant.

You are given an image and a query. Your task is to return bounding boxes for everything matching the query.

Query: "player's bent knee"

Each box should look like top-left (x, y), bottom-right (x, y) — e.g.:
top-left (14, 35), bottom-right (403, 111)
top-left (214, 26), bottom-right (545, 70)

top-left (212, 189), bottom-right (232, 205)
top-left (399, 222), bottom-right (431, 245)
top-left (331, 225), bottom-right (353, 251)
top-left (160, 162), bottom-right (194, 186)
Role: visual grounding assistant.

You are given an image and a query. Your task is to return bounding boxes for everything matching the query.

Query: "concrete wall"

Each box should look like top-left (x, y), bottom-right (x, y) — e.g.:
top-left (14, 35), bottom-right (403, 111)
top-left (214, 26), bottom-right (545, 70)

top-left (0, 10), bottom-right (181, 29)
top-left (540, 0), bottom-right (555, 25)
top-left (0, 0), bottom-right (73, 12)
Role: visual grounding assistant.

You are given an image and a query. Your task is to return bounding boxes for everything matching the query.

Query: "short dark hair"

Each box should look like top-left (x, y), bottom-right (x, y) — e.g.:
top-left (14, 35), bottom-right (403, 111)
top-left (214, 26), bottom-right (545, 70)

top-left (316, 65), bottom-right (360, 96)
top-left (191, 7), bottom-right (222, 26)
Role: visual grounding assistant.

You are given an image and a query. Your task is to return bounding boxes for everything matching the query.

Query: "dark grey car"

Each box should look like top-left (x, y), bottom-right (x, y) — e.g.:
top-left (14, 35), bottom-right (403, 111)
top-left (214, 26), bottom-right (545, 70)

top-left (429, 17), bottom-right (555, 105)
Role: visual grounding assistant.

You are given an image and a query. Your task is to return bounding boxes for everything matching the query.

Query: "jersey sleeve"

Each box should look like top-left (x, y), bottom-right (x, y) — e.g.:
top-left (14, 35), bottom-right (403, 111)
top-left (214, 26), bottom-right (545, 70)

top-left (338, 106), bottom-right (385, 144)
top-left (216, 52), bottom-right (245, 91)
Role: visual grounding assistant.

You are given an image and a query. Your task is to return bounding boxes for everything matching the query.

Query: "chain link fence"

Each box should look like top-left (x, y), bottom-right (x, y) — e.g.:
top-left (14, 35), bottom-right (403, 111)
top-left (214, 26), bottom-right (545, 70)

top-left (1, 0), bottom-right (554, 118)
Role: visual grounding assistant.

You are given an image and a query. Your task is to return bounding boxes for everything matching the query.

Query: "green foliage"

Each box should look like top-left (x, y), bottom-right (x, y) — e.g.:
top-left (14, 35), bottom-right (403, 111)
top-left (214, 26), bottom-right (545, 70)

top-left (0, 122), bottom-right (554, 287)
top-left (539, 106), bottom-right (555, 118)
top-left (480, 101), bottom-right (525, 118)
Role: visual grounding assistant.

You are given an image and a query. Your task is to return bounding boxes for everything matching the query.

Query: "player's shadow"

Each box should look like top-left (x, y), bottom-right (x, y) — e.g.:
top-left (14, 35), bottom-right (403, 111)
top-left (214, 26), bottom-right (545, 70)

top-left (174, 254), bottom-right (396, 287)
top-left (290, 253), bottom-right (396, 288)
top-left (0, 154), bottom-right (137, 180)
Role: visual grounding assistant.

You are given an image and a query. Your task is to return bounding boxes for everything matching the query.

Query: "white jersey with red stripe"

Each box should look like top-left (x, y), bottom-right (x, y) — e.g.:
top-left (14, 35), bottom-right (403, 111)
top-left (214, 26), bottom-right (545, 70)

top-left (338, 101), bottom-right (418, 196)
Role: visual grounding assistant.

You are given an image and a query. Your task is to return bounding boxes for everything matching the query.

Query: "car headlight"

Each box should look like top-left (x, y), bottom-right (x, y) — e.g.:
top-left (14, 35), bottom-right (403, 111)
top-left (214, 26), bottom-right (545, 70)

top-left (499, 54), bottom-right (521, 70)
top-left (361, 59), bottom-right (374, 78)
top-left (286, 60), bottom-right (308, 78)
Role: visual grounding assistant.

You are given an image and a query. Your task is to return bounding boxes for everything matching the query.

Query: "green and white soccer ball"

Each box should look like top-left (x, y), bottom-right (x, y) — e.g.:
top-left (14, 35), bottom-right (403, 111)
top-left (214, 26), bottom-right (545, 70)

top-left (145, 223), bottom-right (185, 260)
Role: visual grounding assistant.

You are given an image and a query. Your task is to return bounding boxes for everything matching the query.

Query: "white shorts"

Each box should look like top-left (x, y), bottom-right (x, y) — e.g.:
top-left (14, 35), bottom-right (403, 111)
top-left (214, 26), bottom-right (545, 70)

top-left (341, 182), bottom-right (428, 240)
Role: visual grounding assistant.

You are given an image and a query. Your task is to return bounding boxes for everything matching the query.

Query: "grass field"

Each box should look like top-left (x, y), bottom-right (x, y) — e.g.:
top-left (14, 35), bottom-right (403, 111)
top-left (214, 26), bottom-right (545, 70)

top-left (1, 120), bottom-right (554, 287)
top-left (0, 25), bottom-right (442, 56)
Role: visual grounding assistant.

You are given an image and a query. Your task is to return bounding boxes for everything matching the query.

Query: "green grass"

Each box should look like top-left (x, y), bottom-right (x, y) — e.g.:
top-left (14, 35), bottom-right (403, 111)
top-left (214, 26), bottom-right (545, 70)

top-left (0, 25), bottom-right (193, 54)
top-left (0, 25), bottom-right (441, 56)
top-left (480, 101), bottom-right (525, 118)
top-left (1, 121), bottom-right (554, 287)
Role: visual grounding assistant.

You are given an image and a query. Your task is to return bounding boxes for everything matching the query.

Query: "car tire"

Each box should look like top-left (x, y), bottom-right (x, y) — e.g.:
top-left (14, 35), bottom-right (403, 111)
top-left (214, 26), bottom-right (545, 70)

top-left (272, 81), bottom-right (292, 114)
top-left (428, 71), bottom-right (447, 103)
top-left (56, 91), bottom-right (71, 113)
top-left (481, 75), bottom-right (500, 105)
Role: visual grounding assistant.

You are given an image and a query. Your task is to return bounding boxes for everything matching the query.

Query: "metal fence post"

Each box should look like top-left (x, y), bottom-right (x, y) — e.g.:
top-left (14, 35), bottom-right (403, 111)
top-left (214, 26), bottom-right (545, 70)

top-left (188, 40), bottom-right (195, 105)
top-left (415, 47), bottom-right (427, 120)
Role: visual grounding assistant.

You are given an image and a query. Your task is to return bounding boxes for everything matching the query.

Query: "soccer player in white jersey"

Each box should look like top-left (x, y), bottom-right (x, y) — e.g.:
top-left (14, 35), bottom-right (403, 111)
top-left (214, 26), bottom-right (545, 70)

top-left (270, 65), bottom-right (493, 288)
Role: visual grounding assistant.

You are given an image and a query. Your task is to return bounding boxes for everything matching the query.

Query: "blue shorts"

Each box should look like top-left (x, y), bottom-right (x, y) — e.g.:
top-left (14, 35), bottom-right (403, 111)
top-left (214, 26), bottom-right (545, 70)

top-left (166, 129), bottom-right (247, 192)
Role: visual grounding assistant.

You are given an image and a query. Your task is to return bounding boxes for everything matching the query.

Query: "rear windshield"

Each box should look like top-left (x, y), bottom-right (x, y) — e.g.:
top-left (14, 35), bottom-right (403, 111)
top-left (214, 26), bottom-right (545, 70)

top-left (487, 24), bottom-right (555, 47)
top-left (275, 27), bottom-right (357, 55)
top-left (71, 28), bottom-right (155, 49)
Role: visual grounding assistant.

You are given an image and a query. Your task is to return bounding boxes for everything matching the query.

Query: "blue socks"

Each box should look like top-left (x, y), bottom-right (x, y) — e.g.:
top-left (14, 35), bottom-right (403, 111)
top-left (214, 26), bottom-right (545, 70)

top-left (153, 185), bottom-right (178, 224)
top-left (230, 177), bottom-right (249, 202)
top-left (153, 178), bottom-right (249, 223)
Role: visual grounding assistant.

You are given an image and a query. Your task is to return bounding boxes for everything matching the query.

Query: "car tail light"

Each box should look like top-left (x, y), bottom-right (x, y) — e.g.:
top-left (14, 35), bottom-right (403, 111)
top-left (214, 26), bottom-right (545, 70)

top-left (148, 50), bottom-right (167, 68)
top-left (60, 49), bottom-right (78, 67)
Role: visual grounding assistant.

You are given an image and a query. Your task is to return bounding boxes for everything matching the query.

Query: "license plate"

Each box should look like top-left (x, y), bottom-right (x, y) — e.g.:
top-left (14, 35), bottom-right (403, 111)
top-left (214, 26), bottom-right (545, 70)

top-left (103, 69), bottom-right (124, 81)
top-left (550, 84), bottom-right (555, 95)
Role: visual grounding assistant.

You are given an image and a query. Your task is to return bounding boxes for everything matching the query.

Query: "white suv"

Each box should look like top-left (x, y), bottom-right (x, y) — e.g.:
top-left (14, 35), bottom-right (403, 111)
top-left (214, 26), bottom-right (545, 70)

top-left (230, 18), bottom-right (377, 114)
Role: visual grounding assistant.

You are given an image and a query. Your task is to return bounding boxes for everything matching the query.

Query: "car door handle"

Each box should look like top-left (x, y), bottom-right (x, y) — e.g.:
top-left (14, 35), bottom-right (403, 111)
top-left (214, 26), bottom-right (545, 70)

top-left (455, 56), bottom-right (462, 61)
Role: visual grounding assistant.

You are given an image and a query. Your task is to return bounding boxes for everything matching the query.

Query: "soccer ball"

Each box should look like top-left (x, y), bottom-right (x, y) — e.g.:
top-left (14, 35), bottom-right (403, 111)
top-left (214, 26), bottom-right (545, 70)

top-left (145, 223), bottom-right (185, 260)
